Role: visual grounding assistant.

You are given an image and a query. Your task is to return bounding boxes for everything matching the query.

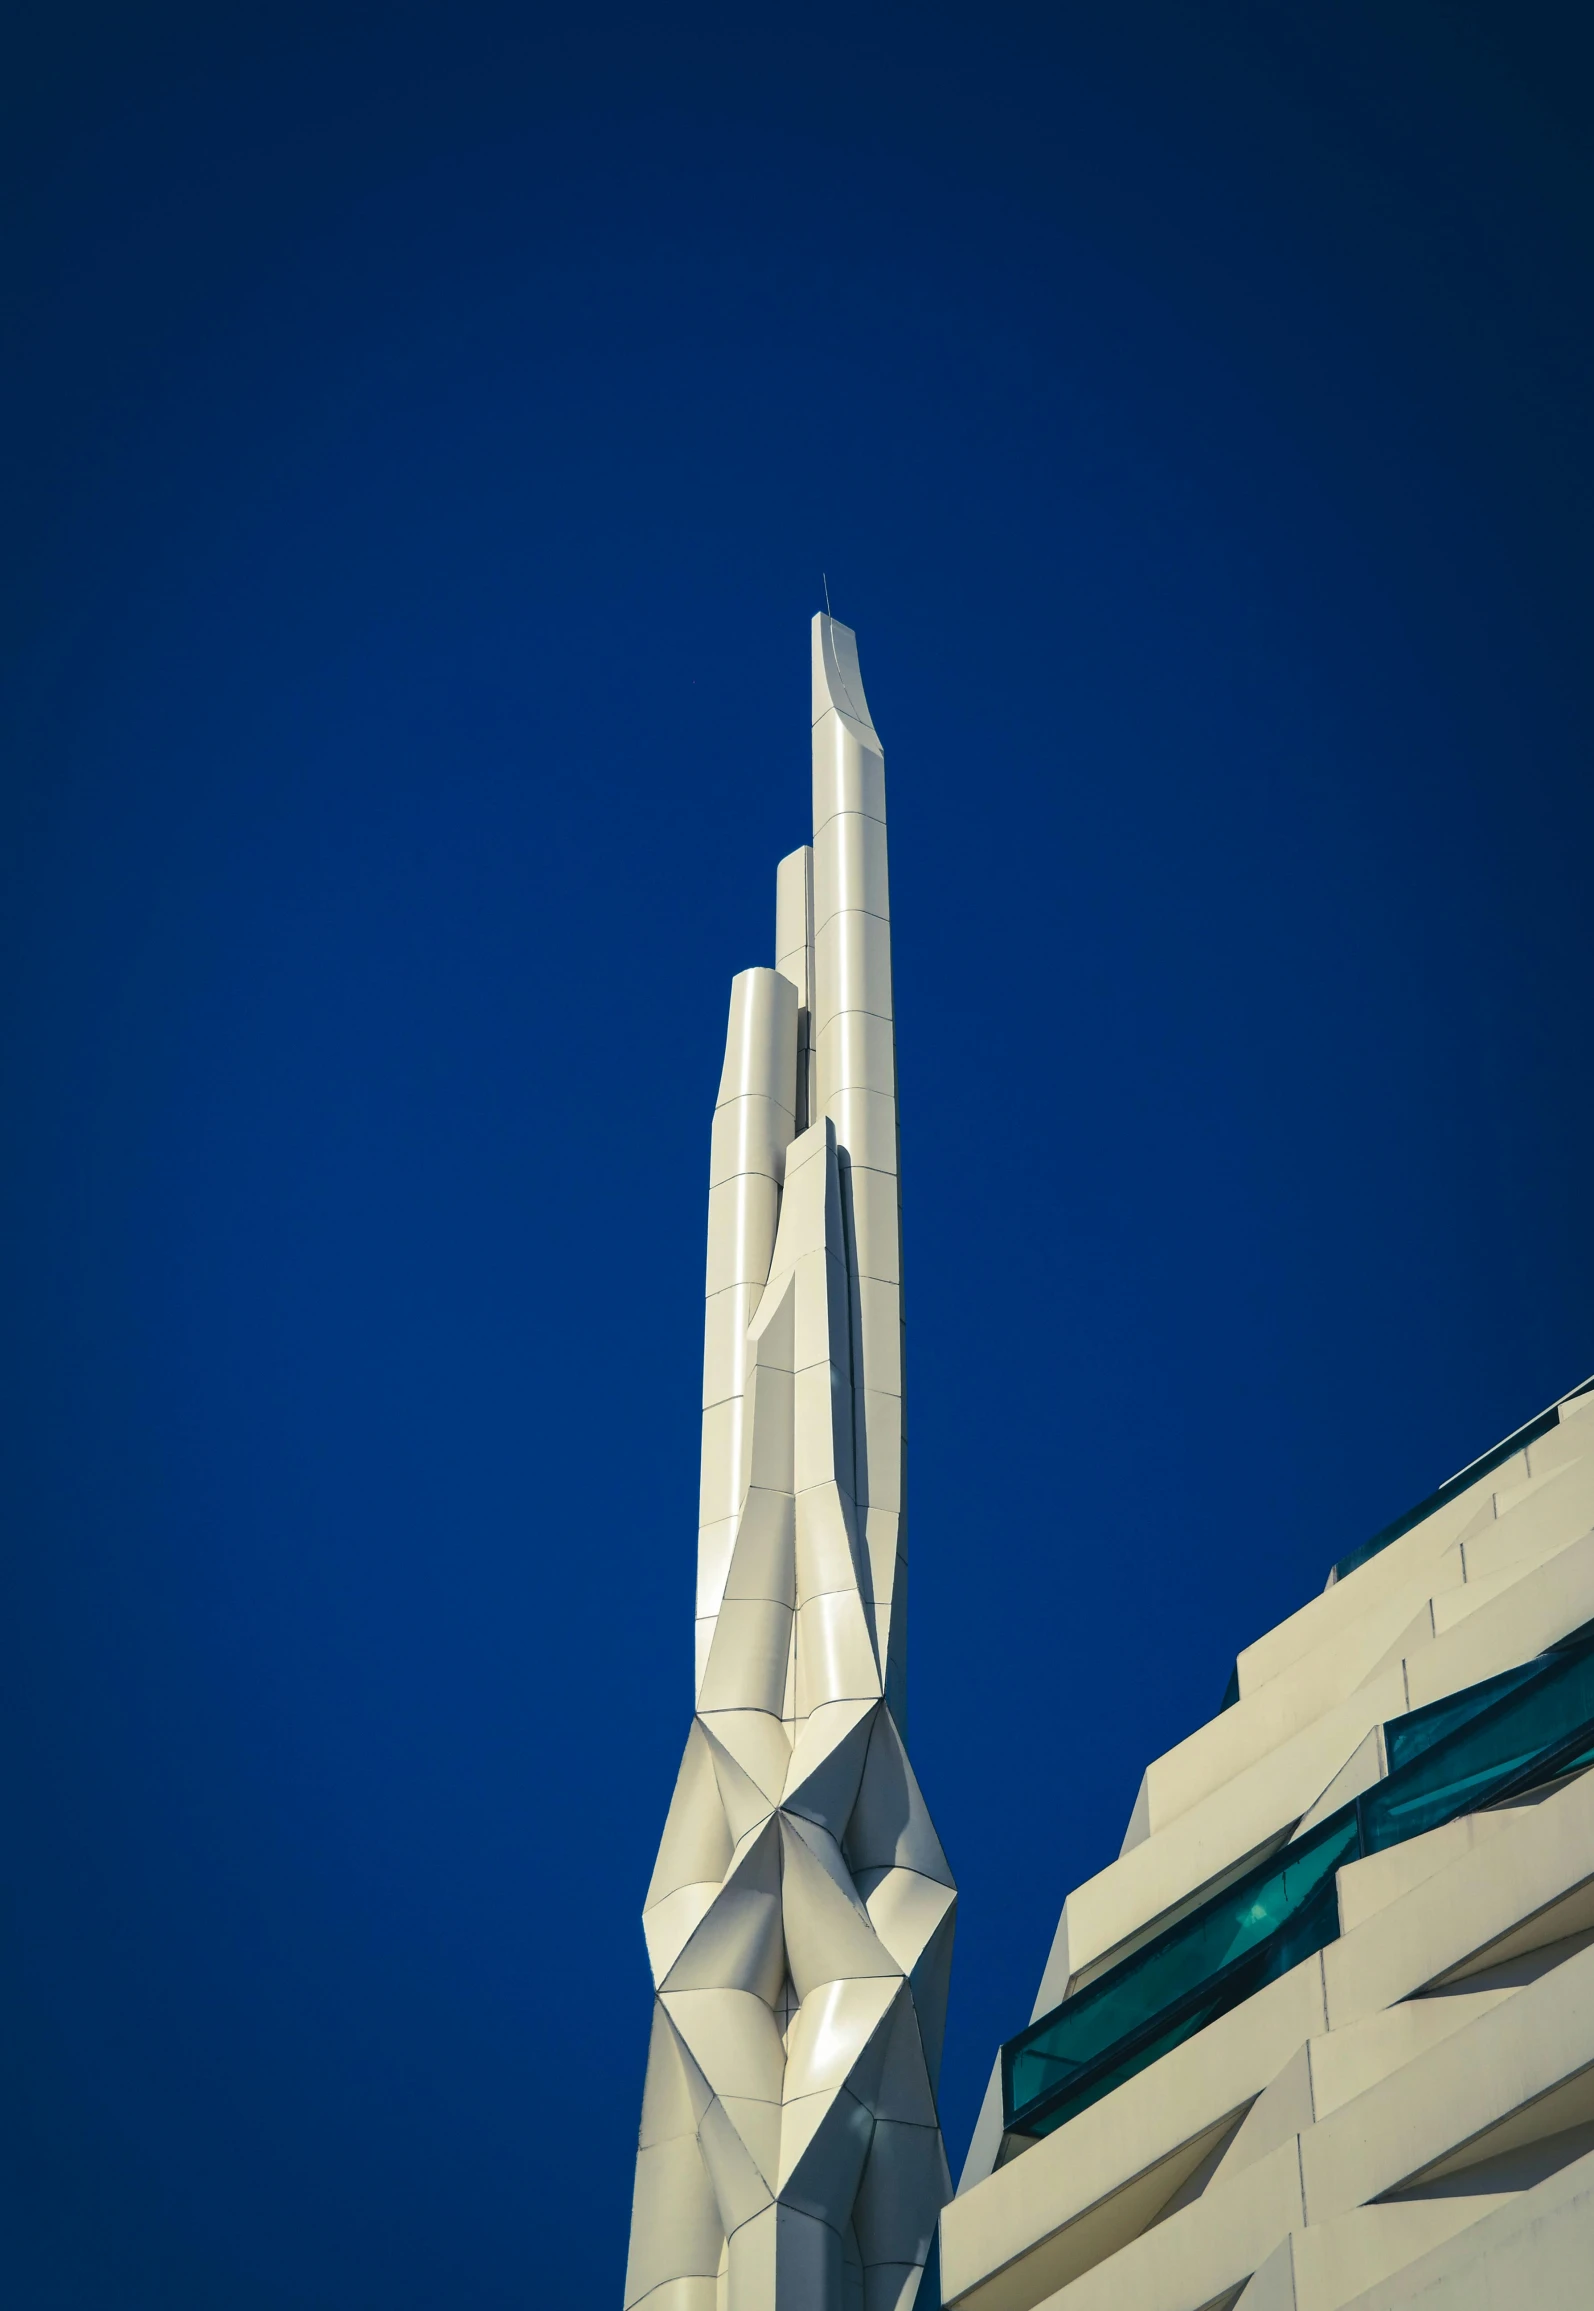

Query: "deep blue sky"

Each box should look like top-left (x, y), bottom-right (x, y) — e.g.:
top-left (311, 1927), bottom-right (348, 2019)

top-left (4, 4), bottom-right (1593, 2302)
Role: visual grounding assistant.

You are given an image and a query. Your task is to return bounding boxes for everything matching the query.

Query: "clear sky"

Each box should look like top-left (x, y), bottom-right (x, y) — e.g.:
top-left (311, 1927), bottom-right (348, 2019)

top-left (4, 4), bottom-right (1594, 2304)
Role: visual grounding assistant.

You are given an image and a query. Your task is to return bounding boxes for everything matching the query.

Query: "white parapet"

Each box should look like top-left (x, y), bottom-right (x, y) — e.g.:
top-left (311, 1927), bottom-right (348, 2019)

top-left (626, 618), bottom-right (955, 2311)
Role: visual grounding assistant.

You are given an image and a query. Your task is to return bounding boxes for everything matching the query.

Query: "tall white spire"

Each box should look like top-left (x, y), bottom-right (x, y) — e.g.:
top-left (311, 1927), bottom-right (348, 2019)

top-left (624, 617), bottom-right (954, 2311)
top-left (810, 612), bottom-right (908, 1727)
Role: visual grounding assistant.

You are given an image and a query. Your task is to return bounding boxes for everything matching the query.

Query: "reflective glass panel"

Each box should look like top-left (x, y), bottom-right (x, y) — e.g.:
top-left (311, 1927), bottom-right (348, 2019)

top-left (1384, 1656), bottom-right (1546, 1774)
top-left (1361, 1638), bottom-right (1594, 1854)
top-left (1001, 1626), bottom-right (1594, 2147)
top-left (1004, 1811), bottom-right (1358, 2139)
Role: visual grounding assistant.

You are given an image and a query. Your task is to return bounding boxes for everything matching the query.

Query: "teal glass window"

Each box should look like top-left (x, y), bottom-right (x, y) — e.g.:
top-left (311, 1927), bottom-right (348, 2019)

top-left (1360, 1637), bottom-right (1594, 1854)
top-left (1001, 1625), bottom-right (1594, 2144)
top-left (1383, 1655), bottom-right (1548, 1774)
top-left (1002, 1812), bottom-right (1357, 2142)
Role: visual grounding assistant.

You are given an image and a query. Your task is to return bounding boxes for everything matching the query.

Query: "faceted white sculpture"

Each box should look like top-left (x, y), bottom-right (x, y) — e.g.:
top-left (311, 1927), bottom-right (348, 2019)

top-left (624, 618), bottom-right (954, 2311)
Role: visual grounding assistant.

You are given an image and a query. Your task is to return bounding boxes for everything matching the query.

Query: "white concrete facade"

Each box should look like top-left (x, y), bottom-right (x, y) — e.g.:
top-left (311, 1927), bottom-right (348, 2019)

top-left (943, 1379), bottom-right (1594, 2311)
top-left (624, 620), bottom-right (953, 2311)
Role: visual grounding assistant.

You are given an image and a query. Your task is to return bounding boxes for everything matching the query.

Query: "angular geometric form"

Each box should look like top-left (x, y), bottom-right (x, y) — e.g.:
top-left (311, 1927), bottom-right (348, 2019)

top-left (942, 1376), bottom-right (1594, 2311)
top-left (625, 618), bottom-right (954, 2311)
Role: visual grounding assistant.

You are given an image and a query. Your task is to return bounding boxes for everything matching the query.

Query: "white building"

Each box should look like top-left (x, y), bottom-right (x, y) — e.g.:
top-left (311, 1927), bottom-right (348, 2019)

top-left (622, 615), bottom-right (1594, 2311)
top-left (623, 619), bottom-right (953, 2311)
top-left (944, 1377), bottom-right (1594, 2311)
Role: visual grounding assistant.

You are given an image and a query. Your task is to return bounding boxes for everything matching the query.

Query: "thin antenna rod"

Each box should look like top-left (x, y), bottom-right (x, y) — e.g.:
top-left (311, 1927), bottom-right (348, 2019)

top-left (822, 572), bottom-right (832, 618)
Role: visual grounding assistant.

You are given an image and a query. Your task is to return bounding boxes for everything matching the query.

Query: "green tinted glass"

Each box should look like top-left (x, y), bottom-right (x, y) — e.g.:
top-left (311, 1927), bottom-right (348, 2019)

top-left (1004, 1811), bottom-right (1358, 2138)
top-left (1362, 1639), bottom-right (1594, 1854)
top-left (1002, 1631), bottom-right (1594, 2145)
top-left (1384, 1656), bottom-right (1546, 1774)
